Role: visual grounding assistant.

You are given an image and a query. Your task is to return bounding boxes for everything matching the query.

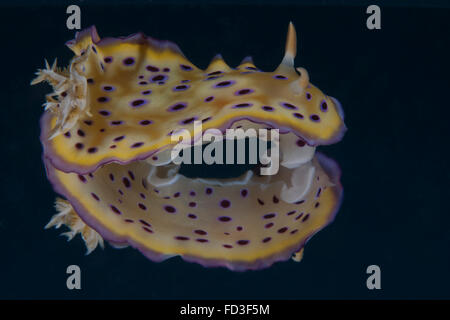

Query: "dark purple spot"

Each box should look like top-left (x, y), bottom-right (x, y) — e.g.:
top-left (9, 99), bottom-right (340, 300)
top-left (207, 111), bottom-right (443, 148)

top-left (97, 96), bottom-right (109, 103)
top-left (262, 237), bottom-right (272, 243)
top-left (131, 142), bottom-right (144, 148)
top-left (187, 213), bottom-right (197, 219)
top-left (84, 120), bottom-right (93, 126)
top-left (122, 177), bottom-right (131, 188)
top-left (232, 103), bottom-right (252, 108)
top-left (218, 216), bottom-right (232, 222)
top-left (245, 66), bottom-right (258, 71)
top-left (77, 129), bottom-right (85, 137)
top-left (130, 99), bottom-right (148, 108)
top-left (123, 57), bottom-right (135, 66)
top-left (173, 84), bottom-right (190, 91)
top-left (205, 75), bottom-right (223, 81)
top-left (214, 80), bottom-right (235, 88)
top-left (78, 175), bottom-right (87, 183)
top-left (315, 202), bottom-right (320, 208)
top-left (173, 192), bottom-right (180, 198)
top-left (204, 96), bottom-right (214, 102)
top-left (180, 64), bottom-right (193, 71)
top-left (196, 238), bottom-right (208, 243)
top-left (316, 188), bottom-right (322, 198)
top-left (257, 198), bottom-right (265, 205)
top-left (320, 100), bottom-right (328, 112)
top-left (128, 171), bottom-right (135, 180)
top-left (236, 226), bottom-right (243, 231)
top-left (168, 102), bottom-right (187, 112)
top-left (110, 205), bottom-right (121, 215)
top-left (237, 240), bottom-right (249, 246)
top-left (163, 67), bottom-right (170, 72)
top-left (142, 227), bottom-right (153, 234)
top-left (87, 78), bottom-right (94, 84)
top-left (296, 139), bottom-right (306, 147)
top-left (151, 74), bottom-right (167, 82)
top-left (124, 219), bottom-right (134, 223)
top-left (138, 203), bottom-right (147, 210)
top-left (223, 244), bottom-right (233, 249)
top-left (139, 120), bottom-right (152, 126)
top-left (175, 236), bottom-right (189, 241)
top-left (240, 189), bottom-right (248, 197)
top-left (180, 117), bottom-right (197, 125)
top-left (205, 187), bottom-right (213, 195)
top-left (140, 193), bottom-right (146, 199)
top-left (164, 205), bottom-right (176, 213)
top-left (265, 222), bottom-right (274, 229)
top-left (220, 199), bottom-right (231, 208)
top-left (306, 92), bottom-right (312, 100)
top-left (102, 85), bottom-right (115, 92)
top-left (141, 90), bottom-right (152, 95)
top-left (75, 143), bottom-right (84, 150)
top-left (278, 227), bottom-right (288, 233)
top-left (113, 135), bottom-right (125, 142)
top-left (110, 120), bottom-right (123, 126)
top-left (138, 81), bottom-right (148, 85)
top-left (295, 200), bottom-right (305, 205)
top-left (293, 112), bottom-right (304, 119)
top-left (194, 230), bottom-right (207, 236)
top-left (87, 147), bottom-right (98, 154)
top-left (263, 213), bottom-right (276, 219)
top-left (295, 212), bottom-right (304, 220)
top-left (281, 102), bottom-right (298, 110)
top-left (99, 110), bottom-right (110, 116)
top-left (287, 210), bottom-right (296, 216)
top-left (290, 229), bottom-right (299, 235)
top-left (109, 173), bottom-right (114, 181)
top-left (310, 114), bottom-right (321, 122)
top-left (181, 79), bottom-right (190, 83)
top-left (146, 65), bottom-right (159, 72)
top-left (189, 191), bottom-right (196, 197)
top-left (274, 74), bottom-right (288, 80)
top-left (202, 117), bottom-right (212, 123)
top-left (273, 196), bottom-right (279, 203)
top-left (104, 56), bottom-right (113, 63)
top-left (189, 202), bottom-right (197, 208)
top-left (207, 70), bottom-right (223, 76)
top-left (64, 132), bottom-right (71, 138)
top-left (302, 213), bottom-right (310, 222)
top-left (262, 105), bottom-right (274, 112)
top-left (235, 88), bottom-right (254, 95)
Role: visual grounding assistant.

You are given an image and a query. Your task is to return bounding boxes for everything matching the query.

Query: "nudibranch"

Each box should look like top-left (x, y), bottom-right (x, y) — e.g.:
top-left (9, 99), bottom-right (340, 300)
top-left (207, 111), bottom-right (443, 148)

top-left (33, 23), bottom-right (346, 270)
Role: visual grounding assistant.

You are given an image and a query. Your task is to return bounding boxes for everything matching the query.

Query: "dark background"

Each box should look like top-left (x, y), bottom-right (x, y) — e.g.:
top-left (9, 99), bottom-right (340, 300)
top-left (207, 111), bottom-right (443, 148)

top-left (0, 0), bottom-right (449, 299)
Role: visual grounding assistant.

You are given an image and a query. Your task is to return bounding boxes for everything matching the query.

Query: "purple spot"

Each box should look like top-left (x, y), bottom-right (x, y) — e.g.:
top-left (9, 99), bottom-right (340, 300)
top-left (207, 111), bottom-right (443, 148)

top-left (187, 213), bottom-right (197, 219)
top-left (189, 202), bottom-right (197, 208)
top-left (180, 64), bottom-right (193, 71)
top-left (87, 147), bottom-right (98, 154)
top-left (290, 229), bottom-right (299, 235)
top-left (204, 96), bottom-right (214, 102)
top-left (315, 202), bottom-right (320, 208)
top-left (295, 212), bottom-right (304, 220)
top-left (287, 210), bottom-right (296, 216)
top-left (84, 120), bottom-right (93, 126)
top-left (99, 110), bottom-right (110, 116)
top-left (273, 196), bottom-right (279, 203)
top-left (240, 189), bottom-right (248, 197)
top-left (122, 177), bottom-right (131, 188)
top-left (139, 120), bottom-right (152, 126)
top-left (140, 193), bottom-right (146, 199)
top-left (316, 188), bottom-right (322, 198)
top-left (131, 142), bottom-right (144, 148)
top-left (257, 198), bottom-right (265, 205)
top-left (207, 70), bottom-right (223, 76)
top-left (196, 239), bottom-right (209, 243)
top-left (278, 227), bottom-right (288, 233)
top-left (262, 237), bottom-right (272, 243)
top-left (293, 112), bottom-right (304, 119)
top-left (104, 57), bottom-right (113, 63)
top-left (167, 102), bottom-right (187, 112)
top-left (109, 173), bottom-right (115, 181)
top-left (124, 219), bottom-right (134, 223)
top-left (146, 65), bottom-right (159, 72)
top-left (218, 216), bottom-right (231, 222)
top-left (113, 136), bottom-right (125, 142)
top-left (142, 227), bottom-right (153, 234)
top-left (181, 79), bottom-right (190, 83)
top-left (163, 67), bottom-right (170, 72)
top-left (220, 199), bottom-right (231, 208)
top-left (194, 230), bottom-right (207, 236)
top-left (296, 139), bottom-right (306, 147)
top-left (123, 57), bottom-right (135, 66)
top-left (173, 84), bottom-right (190, 91)
top-left (214, 80), bottom-right (235, 88)
top-left (110, 120), bottom-right (123, 126)
top-left (274, 74), bottom-right (288, 80)
top-left (97, 96), bottom-right (109, 103)
top-left (173, 192), bottom-right (181, 198)
top-left (151, 74), bottom-right (167, 82)
top-left (175, 236), bottom-right (189, 241)
top-left (232, 103), bottom-right (252, 108)
top-left (75, 143), bottom-right (84, 150)
top-left (138, 203), bottom-right (147, 210)
top-left (235, 88), bottom-right (254, 96)
top-left (205, 187), bottom-right (213, 195)
top-left (164, 205), bottom-right (176, 213)
top-left (128, 171), bottom-right (135, 180)
top-left (223, 244), bottom-right (233, 249)
top-left (64, 132), bottom-right (71, 138)
top-left (110, 205), bottom-right (121, 215)
top-left (310, 114), bottom-right (321, 122)
top-left (77, 129), bottom-right (85, 137)
top-left (141, 90), bottom-right (152, 95)
top-left (262, 105), bottom-right (274, 112)
top-left (281, 102), bottom-right (298, 110)
top-left (237, 240), bottom-right (249, 246)
top-left (265, 222), bottom-right (274, 229)
top-left (245, 66), bottom-right (258, 71)
top-left (78, 175), bottom-right (87, 183)
top-left (202, 117), bottom-right (212, 123)
top-left (263, 213), bottom-right (276, 219)
top-left (306, 92), bottom-right (312, 100)
top-left (87, 78), bottom-right (94, 84)
top-left (102, 85), bottom-right (115, 92)
top-left (236, 226), bottom-right (243, 231)
top-left (130, 99), bottom-right (148, 108)
top-left (302, 213), bottom-right (310, 222)
top-left (189, 191), bottom-right (196, 196)
top-left (180, 117), bottom-right (197, 125)
top-left (138, 81), bottom-right (148, 85)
